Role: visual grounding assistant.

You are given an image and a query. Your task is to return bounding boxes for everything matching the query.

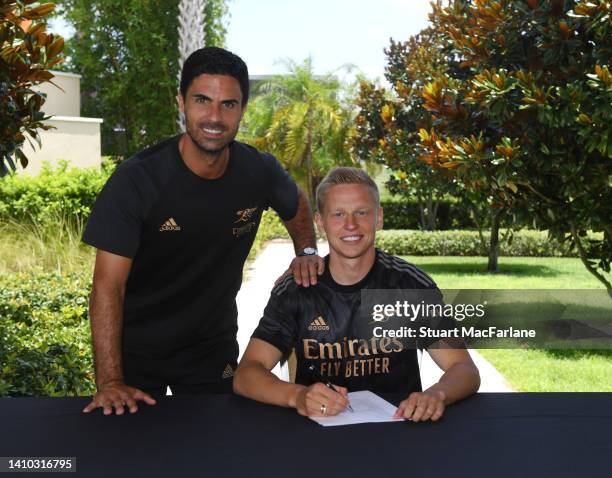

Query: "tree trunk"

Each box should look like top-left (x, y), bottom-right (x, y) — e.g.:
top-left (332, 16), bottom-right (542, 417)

top-left (487, 210), bottom-right (502, 273)
top-left (432, 197), bottom-right (441, 231)
top-left (415, 192), bottom-right (425, 230)
top-left (305, 122), bottom-right (314, 208)
top-left (418, 203), bottom-right (426, 230)
top-left (471, 207), bottom-right (488, 255)
top-left (569, 222), bottom-right (612, 290)
top-left (426, 192), bottom-right (436, 230)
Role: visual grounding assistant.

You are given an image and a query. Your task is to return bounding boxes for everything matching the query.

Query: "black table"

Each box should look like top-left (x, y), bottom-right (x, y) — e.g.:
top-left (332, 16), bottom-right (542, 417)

top-left (1, 393), bottom-right (611, 477)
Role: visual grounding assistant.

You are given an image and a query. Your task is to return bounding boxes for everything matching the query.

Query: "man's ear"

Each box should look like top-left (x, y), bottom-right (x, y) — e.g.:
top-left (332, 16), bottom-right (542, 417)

top-left (315, 211), bottom-right (325, 235)
top-left (178, 93), bottom-right (185, 113)
top-left (376, 207), bottom-right (384, 231)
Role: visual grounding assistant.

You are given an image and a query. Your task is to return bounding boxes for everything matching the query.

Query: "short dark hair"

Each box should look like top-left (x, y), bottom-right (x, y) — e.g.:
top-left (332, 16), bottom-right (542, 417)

top-left (316, 167), bottom-right (380, 213)
top-left (180, 47), bottom-right (250, 106)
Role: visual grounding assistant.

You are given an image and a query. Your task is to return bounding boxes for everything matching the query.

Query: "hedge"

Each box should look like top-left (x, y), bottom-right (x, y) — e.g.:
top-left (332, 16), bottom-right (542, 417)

top-left (0, 162), bottom-right (479, 231)
top-left (0, 160), bottom-right (112, 223)
top-left (375, 230), bottom-right (577, 257)
top-left (0, 272), bottom-right (95, 396)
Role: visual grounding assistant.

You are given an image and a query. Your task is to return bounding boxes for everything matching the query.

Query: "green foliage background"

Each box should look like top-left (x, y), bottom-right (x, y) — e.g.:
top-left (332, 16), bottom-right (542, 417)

top-left (240, 58), bottom-right (358, 204)
top-left (376, 229), bottom-right (585, 258)
top-left (0, 272), bottom-right (94, 396)
top-left (1, 1), bottom-right (64, 175)
top-left (0, 160), bottom-right (112, 223)
top-left (55, 0), bottom-right (229, 158)
top-left (356, 0), bottom-right (611, 285)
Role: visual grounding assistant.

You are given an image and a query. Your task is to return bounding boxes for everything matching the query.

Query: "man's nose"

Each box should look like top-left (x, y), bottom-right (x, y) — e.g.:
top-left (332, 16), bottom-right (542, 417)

top-left (344, 214), bottom-right (358, 229)
top-left (205, 103), bottom-right (222, 122)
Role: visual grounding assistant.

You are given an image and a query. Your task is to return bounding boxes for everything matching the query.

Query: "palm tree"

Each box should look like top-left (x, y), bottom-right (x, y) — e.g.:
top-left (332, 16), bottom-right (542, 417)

top-left (177, 0), bottom-right (206, 131)
top-left (242, 58), bottom-right (357, 206)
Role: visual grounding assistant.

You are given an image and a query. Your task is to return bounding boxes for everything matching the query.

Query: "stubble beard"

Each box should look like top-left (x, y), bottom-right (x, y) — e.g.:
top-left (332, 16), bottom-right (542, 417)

top-left (185, 120), bottom-right (238, 156)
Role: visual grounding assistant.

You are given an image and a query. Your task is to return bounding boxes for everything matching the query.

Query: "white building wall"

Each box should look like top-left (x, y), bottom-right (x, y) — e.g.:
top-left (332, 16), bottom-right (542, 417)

top-left (36, 71), bottom-right (81, 117)
top-left (19, 116), bottom-right (103, 176)
top-left (17, 71), bottom-right (103, 175)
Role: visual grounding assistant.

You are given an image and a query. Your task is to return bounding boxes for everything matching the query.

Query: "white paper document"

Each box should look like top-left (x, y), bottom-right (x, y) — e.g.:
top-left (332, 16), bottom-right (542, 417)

top-left (310, 390), bottom-right (403, 427)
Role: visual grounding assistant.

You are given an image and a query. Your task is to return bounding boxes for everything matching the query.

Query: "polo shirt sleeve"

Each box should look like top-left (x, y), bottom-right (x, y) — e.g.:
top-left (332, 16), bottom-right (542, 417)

top-left (251, 282), bottom-right (298, 357)
top-left (82, 162), bottom-right (150, 259)
top-left (260, 152), bottom-right (299, 221)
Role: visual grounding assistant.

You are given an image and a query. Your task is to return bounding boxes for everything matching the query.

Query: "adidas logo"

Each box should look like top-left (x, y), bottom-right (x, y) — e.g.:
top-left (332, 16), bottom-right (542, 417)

top-left (159, 217), bottom-right (181, 231)
top-left (308, 316), bottom-right (329, 331)
top-left (222, 364), bottom-right (234, 379)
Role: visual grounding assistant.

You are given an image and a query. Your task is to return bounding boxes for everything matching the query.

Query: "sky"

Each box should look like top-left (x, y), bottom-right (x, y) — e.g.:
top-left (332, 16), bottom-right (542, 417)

top-left (225, 0), bottom-right (432, 83)
top-left (50, 0), bottom-right (432, 86)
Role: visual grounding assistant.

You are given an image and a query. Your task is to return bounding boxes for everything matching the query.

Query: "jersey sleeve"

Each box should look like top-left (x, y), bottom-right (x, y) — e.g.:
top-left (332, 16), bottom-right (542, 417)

top-left (260, 152), bottom-right (299, 221)
top-left (82, 162), bottom-right (152, 258)
top-left (251, 282), bottom-right (298, 356)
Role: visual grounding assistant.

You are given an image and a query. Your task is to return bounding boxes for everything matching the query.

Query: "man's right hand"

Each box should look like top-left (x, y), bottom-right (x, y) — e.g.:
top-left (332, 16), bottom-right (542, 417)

top-left (83, 382), bottom-right (157, 415)
top-left (293, 382), bottom-right (349, 417)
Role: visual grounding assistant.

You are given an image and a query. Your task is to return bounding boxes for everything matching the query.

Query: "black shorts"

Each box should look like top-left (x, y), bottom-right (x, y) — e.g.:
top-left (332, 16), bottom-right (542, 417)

top-left (122, 340), bottom-right (238, 397)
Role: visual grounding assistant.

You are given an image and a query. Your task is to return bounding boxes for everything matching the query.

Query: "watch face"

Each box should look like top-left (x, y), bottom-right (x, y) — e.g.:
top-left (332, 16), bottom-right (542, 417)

top-left (302, 247), bottom-right (317, 256)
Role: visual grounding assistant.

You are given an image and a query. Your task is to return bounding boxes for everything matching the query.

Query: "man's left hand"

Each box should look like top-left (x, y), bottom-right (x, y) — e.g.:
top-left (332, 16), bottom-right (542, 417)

top-left (394, 389), bottom-right (446, 422)
top-left (276, 254), bottom-right (324, 287)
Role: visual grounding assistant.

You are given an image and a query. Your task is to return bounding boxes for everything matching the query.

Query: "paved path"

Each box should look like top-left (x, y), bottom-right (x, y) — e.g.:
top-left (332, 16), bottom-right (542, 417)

top-left (236, 240), bottom-right (514, 392)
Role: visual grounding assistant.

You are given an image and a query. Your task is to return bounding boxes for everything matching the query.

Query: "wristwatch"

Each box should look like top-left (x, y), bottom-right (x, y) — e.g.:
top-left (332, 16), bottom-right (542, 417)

top-left (298, 247), bottom-right (318, 257)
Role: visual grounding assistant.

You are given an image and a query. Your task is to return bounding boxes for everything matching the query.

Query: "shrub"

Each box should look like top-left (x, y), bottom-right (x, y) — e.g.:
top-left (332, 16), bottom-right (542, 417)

top-left (375, 230), bottom-right (580, 257)
top-left (258, 208), bottom-right (289, 241)
top-left (0, 160), bottom-right (113, 224)
top-left (1, 1), bottom-right (64, 175)
top-left (0, 272), bottom-right (94, 396)
top-left (248, 209), bottom-right (289, 260)
top-left (380, 198), bottom-right (476, 230)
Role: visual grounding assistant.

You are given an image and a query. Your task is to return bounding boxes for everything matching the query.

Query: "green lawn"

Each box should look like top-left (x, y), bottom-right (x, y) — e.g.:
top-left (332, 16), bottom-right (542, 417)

top-left (402, 255), bottom-right (607, 289)
top-left (401, 255), bottom-right (611, 391)
top-left (478, 349), bottom-right (612, 392)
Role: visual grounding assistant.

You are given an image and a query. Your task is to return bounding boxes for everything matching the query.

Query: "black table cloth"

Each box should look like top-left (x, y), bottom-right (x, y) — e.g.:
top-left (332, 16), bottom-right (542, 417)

top-left (1, 393), bottom-right (611, 477)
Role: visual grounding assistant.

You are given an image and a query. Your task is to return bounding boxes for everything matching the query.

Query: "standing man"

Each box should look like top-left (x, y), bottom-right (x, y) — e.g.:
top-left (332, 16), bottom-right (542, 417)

top-left (82, 47), bottom-right (322, 415)
top-left (234, 167), bottom-right (480, 421)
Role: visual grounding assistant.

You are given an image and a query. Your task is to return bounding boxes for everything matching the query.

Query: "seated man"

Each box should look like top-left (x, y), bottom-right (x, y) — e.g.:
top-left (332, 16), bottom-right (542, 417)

top-left (234, 167), bottom-right (480, 421)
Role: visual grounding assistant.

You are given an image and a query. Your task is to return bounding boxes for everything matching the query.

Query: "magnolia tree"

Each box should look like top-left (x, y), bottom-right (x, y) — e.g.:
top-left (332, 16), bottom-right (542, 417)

top-left (416, 0), bottom-right (611, 286)
top-left (1, 0), bottom-right (64, 175)
top-left (354, 30), bottom-right (468, 232)
top-left (357, 0), bottom-right (611, 282)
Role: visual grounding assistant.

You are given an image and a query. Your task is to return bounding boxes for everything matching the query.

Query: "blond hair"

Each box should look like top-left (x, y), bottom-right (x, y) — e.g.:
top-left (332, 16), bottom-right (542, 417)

top-left (316, 167), bottom-right (380, 212)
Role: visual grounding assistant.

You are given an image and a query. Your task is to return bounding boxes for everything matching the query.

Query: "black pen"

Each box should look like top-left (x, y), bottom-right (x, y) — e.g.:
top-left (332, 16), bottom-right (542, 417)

top-left (308, 364), bottom-right (354, 413)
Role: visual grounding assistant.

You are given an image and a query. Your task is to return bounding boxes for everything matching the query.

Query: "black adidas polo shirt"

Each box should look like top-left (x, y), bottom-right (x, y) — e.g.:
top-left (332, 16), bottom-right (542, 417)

top-left (83, 135), bottom-right (298, 387)
top-left (252, 250), bottom-right (457, 395)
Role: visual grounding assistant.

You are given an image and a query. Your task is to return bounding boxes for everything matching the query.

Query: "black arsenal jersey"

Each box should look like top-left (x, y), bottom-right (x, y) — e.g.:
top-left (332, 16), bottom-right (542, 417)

top-left (252, 250), bottom-right (454, 395)
top-left (83, 136), bottom-right (298, 377)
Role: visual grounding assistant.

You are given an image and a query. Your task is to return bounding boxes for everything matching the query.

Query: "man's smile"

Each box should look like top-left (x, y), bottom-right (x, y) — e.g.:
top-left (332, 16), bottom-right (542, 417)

top-left (201, 125), bottom-right (226, 137)
top-left (340, 235), bottom-right (363, 243)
